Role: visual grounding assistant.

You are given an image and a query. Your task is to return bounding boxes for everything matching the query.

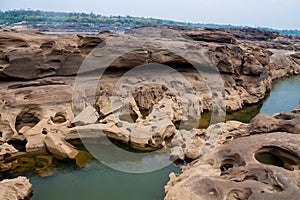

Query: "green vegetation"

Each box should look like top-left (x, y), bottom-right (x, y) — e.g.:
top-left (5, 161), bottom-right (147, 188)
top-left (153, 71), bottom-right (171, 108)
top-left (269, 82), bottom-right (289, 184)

top-left (0, 9), bottom-right (189, 28)
top-left (0, 9), bottom-right (300, 35)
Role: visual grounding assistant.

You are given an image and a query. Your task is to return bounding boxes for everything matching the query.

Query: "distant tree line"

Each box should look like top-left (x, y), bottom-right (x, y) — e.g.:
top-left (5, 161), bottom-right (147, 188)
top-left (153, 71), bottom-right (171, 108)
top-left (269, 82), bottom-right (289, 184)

top-left (0, 10), bottom-right (299, 35)
top-left (0, 10), bottom-right (188, 26)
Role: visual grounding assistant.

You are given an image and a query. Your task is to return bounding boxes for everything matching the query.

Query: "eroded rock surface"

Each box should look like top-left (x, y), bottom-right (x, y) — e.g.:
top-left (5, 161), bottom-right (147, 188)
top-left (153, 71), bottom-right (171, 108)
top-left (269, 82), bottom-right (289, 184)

top-left (250, 112), bottom-right (300, 134)
top-left (169, 120), bottom-right (250, 161)
top-left (165, 106), bottom-right (300, 200)
top-left (0, 26), bottom-right (299, 172)
top-left (165, 133), bottom-right (300, 200)
top-left (0, 176), bottom-right (32, 200)
top-left (1, 25), bottom-right (300, 199)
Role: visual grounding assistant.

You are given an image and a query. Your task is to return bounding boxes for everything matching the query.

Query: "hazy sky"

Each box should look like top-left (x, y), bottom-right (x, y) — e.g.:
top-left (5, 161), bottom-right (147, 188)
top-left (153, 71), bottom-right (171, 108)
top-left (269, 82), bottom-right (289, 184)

top-left (1, 0), bottom-right (299, 30)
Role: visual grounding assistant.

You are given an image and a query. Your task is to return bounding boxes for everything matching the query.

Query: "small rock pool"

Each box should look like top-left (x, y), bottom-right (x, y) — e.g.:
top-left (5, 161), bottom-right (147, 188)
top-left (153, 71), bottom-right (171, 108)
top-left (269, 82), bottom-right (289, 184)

top-left (11, 76), bottom-right (300, 200)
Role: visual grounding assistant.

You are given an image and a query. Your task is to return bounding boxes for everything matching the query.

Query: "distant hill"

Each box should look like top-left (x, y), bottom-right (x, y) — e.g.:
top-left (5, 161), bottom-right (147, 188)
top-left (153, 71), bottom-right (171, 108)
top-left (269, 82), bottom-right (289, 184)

top-left (1, 9), bottom-right (300, 35)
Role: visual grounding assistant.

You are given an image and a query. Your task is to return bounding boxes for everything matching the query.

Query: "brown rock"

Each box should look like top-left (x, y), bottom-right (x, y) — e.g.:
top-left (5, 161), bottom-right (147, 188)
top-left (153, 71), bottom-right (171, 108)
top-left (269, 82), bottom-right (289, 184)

top-left (0, 176), bottom-right (32, 200)
top-left (186, 28), bottom-right (236, 44)
top-left (0, 30), bottom-right (109, 79)
top-left (72, 105), bottom-right (99, 125)
top-left (165, 107), bottom-right (300, 200)
top-left (250, 112), bottom-right (300, 134)
top-left (242, 54), bottom-right (264, 75)
top-left (0, 27), bottom-right (299, 114)
top-left (0, 26), bottom-right (300, 156)
top-left (0, 143), bottom-right (18, 160)
top-left (44, 131), bottom-right (79, 159)
top-left (292, 103), bottom-right (300, 113)
top-left (165, 132), bottom-right (300, 200)
top-left (250, 113), bottom-right (280, 133)
top-left (274, 112), bottom-right (300, 134)
top-left (227, 28), bottom-right (279, 41)
top-left (77, 34), bottom-right (105, 55)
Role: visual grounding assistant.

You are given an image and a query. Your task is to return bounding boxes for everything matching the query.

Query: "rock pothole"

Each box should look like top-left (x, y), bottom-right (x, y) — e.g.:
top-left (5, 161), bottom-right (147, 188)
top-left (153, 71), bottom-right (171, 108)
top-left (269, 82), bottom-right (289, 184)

top-left (254, 146), bottom-right (300, 171)
top-left (7, 139), bottom-right (27, 152)
top-left (51, 112), bottom-right (67, 124)
top-left (15, 108), bottom-right (41, 132)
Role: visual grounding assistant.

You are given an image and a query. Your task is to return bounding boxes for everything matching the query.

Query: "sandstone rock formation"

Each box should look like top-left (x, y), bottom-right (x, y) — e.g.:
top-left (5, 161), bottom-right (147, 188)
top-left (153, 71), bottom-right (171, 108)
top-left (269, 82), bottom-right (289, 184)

top-left (169, 120), bottom-right (250, 161)
top-left (165, 132), bottom-right (300, 200)
top-left (0, 25), bottom-right (300, 199)
top-left (165, 105), bottom-right (300, 200)
top-left (0, 29), bottom-right (113, 79)
top-left (0, 26), bottom-right (299, 176)
top-left (44, 131), bottom-right (79, 159)
top-left (250, 112), bottom-right (300, 134)
top-left (0, 176), bottom-right (32, 200)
